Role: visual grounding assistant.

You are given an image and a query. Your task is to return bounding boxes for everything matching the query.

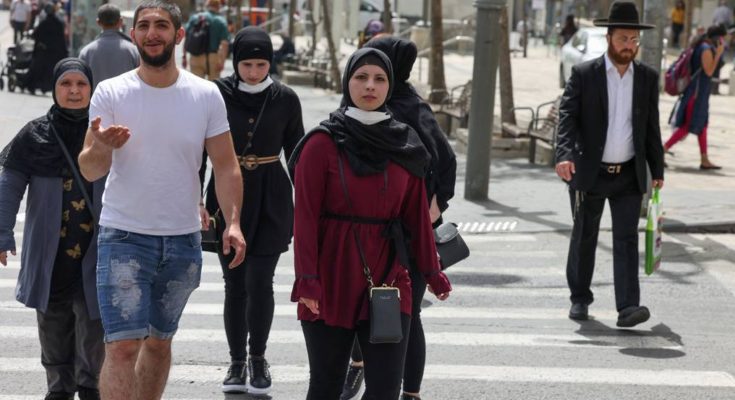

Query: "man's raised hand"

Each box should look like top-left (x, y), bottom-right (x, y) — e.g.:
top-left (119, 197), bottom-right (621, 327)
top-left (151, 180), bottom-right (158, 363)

top-left (90, 117), bottom-right (131, 150)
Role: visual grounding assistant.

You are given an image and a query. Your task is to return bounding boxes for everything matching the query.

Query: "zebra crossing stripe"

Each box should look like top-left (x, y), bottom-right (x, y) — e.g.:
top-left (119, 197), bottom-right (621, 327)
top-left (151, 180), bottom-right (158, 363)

top-left (0, 300), bottom-right (605, 321)
top-left (0, 358), bottom-right (732, 387)
top-left (0, 326), bottom-right (680, 350)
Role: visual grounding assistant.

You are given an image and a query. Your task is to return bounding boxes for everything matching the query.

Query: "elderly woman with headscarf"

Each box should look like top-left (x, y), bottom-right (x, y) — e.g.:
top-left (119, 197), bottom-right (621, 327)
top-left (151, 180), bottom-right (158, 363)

top-left (288, 47), bottom-right (452, 400)
top-left (200, 26), bottom-right (304, 395)
top-left (24, 3), bottom-right (68, 95)
top-left (0, 58), bottom-right (104, 400)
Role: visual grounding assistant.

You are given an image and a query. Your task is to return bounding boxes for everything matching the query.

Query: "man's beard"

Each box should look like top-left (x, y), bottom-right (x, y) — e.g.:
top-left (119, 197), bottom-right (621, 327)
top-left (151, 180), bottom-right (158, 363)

top-left (137, 40), bottom-right (175, 67)
top-left (608, 43), bottom-right (638, 65)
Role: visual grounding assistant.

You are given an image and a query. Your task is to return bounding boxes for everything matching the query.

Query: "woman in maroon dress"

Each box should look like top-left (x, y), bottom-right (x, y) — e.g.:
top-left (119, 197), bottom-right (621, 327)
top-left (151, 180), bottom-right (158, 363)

top-left (288, 47), bottom-right (452, 400)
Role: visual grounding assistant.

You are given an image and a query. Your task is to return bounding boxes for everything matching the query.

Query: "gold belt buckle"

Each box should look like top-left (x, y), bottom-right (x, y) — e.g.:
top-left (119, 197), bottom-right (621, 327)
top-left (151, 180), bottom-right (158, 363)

top-left (240, 154), bottom-right (259, 170)
top-left (606, 165), bottom-right (621, 174)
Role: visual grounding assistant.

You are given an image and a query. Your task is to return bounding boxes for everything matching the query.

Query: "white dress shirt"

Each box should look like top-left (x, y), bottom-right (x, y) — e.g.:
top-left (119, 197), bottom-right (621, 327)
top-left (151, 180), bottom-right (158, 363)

top-left (602, 53), bottom-right (635, 163)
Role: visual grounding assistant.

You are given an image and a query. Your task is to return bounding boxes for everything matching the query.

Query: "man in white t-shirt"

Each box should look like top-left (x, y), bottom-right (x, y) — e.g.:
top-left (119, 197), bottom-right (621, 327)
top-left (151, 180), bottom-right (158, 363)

top-left (78, 1), bottom-right (246, 399)
top-left (9, 0), bottom-right (32, 44)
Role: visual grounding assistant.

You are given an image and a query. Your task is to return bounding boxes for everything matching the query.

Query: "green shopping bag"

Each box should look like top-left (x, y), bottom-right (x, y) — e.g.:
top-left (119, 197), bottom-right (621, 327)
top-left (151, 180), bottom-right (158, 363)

top-left (645, 188), bottom-right (663, 275)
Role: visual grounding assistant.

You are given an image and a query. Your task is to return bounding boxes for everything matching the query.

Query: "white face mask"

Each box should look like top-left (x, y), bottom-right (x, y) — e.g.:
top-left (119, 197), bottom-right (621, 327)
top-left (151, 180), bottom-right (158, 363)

top-left (237, 76), bottom-right (274, 94)
top-left (344, 107), bottom-right (391, 125)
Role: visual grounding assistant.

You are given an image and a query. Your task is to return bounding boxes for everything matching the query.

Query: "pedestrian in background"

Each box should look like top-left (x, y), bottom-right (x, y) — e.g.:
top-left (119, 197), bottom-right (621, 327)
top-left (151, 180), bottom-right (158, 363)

top-left (339, 36), bottom-right (457, 400)
top-left (9, 0), bottom-right (31, 44)
top-left (664, 24), bottom-right (727, 170)
top-left (712, 0), bottom-right (733, 27)
top-left (560, 14), bottom-right (578, 46)
top-left (555, 1), bottom-right (664, 328)
top-left (182, 0), bottom-right (230, 80)
top-left (670, 1), bottom-right (685, 48)
top-left (203, 26), bottom-right (304, 395)
top-left (24, 2), bottom-right (67, 95)
top-left (288, 47), bottom-right (452, 400)
top-left (79, 3), bottom-right (140, 90)
top-left (0, 58), bottom-right (103, 400)
top-left (78, 2), bottom-right (246, 399)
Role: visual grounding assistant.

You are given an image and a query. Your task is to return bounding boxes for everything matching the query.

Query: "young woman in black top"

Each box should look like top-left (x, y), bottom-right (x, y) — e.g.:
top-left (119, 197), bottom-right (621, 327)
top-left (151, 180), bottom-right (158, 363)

top-left (201, 26), bottom-right (305, 395)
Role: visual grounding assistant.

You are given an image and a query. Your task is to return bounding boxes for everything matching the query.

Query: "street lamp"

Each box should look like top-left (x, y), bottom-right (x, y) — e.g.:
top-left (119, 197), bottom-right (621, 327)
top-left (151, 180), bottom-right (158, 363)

top-left (464, 0), bottom-right (507, 201)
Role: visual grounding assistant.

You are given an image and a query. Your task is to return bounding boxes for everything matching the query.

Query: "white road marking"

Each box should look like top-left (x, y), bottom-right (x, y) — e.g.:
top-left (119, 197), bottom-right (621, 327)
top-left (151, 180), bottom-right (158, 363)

top-left (0, 358), bottom-right (731, 387)
top-left (0, 326), bottom-right (679, 350)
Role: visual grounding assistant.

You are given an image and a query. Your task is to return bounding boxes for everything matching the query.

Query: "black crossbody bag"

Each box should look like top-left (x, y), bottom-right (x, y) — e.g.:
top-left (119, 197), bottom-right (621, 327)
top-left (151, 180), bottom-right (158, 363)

top-left (434, 222), bottom-right (469, 269)
top-left (201, 90), bottom-right (270, 252)
top-left (336, 154), bottom-right (403, 344)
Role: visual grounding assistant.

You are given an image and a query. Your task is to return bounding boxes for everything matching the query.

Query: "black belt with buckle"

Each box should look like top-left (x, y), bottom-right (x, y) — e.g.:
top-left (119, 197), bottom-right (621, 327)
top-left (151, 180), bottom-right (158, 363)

top-left (600, 159), bottom-right (634, 174)
top-left (237, 154), bottom-right (280, 170)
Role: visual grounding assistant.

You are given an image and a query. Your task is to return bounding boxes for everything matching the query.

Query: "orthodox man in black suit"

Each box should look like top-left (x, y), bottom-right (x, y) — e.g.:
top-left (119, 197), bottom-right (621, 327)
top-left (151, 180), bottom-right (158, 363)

top-left (555, 1), bottom-right (664, 328)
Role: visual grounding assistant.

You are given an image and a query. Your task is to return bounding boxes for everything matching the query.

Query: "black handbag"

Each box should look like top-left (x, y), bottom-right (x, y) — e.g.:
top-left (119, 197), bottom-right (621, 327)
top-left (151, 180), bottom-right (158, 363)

top-left (336, 155), bottom-right (403, 344)
top-left (200, 91), bottom-right (270, 253)
top-left (200, 210), bottom-right (222, 253)
top-left (434, 222), bottom-right (470, 270)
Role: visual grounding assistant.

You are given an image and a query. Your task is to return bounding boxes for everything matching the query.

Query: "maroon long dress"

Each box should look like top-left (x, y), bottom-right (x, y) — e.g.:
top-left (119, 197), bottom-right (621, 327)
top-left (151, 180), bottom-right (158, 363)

top-left (291, 132), bottom-right (451, 329)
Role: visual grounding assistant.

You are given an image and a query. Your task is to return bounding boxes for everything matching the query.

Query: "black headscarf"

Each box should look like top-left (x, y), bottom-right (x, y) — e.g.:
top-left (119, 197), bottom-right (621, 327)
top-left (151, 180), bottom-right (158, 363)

top-left (364, 36), bottom-right (417, 96)
top-left (364, 37), bottom-right (438, 159)
top-left (0, 58), bottom-right (92, 177)
top-left (232, 26), bottom-right (273, 81)
top-left (289, 47), bottom-right (430, 179)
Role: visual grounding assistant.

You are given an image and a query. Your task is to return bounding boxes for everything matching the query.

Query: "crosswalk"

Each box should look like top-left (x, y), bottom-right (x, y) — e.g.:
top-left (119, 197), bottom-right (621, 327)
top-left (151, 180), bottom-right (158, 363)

top-left (2, 229), bottom-right (735, 399)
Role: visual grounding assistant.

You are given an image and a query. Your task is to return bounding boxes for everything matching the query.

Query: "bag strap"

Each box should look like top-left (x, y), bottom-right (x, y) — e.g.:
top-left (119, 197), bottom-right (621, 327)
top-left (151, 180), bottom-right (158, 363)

top-left (49, 125), bottom-right (96, 224)
top-left (336, 153), bottom-right (393, 288)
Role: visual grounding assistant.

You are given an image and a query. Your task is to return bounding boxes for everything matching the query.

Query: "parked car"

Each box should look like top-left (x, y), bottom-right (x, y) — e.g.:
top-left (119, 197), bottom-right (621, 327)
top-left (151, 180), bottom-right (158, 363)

top-left (559, 26), bottom-right (607, 88)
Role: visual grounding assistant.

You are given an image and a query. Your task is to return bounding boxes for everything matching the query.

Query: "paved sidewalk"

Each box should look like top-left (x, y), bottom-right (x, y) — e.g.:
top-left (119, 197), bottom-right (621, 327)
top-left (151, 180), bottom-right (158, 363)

top-left (416, 44), bottom-right (735, 234)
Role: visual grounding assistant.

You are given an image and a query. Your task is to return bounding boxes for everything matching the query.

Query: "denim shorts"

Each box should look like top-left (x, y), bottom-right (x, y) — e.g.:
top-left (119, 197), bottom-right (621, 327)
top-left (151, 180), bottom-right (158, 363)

top-left (96, 226), bottom-right (202, 342)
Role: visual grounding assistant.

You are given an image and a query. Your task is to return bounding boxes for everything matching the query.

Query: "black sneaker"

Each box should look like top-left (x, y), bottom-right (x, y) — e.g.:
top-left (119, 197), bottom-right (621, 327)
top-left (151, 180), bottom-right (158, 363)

top-left (339, 365), bottom-right (364, 400)
top-left (77, 386), bottom-right (100, 400)
top-left (44, 393), bottom-right (74, 400)
top-left (247, 356), bottom-right (272, 395)
top-left (221, 361), bottom-right (247, 393)
top-left (402, 394), bottom-right (421, 400)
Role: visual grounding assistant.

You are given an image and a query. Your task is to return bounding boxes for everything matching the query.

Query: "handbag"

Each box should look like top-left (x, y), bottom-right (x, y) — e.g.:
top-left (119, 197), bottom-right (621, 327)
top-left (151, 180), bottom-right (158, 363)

top-left (200, 90), bottom-right (270, 253)
top-left (644, 188), bottom-right (663, 275)
top-left (434, 222), bottom-right (470, 270)
top-left (336, 154), bottom-right (403, 344)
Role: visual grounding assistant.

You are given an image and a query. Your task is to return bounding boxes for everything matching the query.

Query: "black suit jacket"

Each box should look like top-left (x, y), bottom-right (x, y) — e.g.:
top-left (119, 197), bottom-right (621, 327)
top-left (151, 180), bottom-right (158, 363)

top-left (556, 56), bottom-right (664, 193)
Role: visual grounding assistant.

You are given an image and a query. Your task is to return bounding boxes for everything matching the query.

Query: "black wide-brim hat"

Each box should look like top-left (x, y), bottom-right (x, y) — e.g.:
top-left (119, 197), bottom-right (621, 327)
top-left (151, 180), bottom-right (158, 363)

top-left (593, 1), bottom-right (655, 30)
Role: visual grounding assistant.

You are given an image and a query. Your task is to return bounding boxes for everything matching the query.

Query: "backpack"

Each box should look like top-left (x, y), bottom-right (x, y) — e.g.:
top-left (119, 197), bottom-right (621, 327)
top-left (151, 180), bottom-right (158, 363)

top-left (664, 47), bottom-right (700, 96)
top-left (185, 14), bottom-right (210, 56)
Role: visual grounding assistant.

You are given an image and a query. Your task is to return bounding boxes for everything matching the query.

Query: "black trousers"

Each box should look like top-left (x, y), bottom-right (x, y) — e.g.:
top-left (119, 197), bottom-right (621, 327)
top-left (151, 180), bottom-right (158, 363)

top-left (11, 20), bottom-right (25, 45)
top-left (566, 163), bottom-right (643, 311)
top-left (351, 269), bottom-right (427, 393)
top-left (302, 314), bottom-right (411, 400)
top-left (218, 252), bottom-right (280, 361)
top-left (36, 289), bottom-right (105, 393)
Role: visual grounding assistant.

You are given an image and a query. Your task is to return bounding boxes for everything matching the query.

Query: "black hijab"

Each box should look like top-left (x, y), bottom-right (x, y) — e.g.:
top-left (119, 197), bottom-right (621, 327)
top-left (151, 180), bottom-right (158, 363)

top-left (364, 37), bottom-right (439, 160)
top-left (0, 58), bottom-right (92, 177)
top-left (217, 27), bottom-right (274, 109)
top-left (364, 36), bottom-right (417, 97)
top-left (289, 47), bottom-right (430, 179)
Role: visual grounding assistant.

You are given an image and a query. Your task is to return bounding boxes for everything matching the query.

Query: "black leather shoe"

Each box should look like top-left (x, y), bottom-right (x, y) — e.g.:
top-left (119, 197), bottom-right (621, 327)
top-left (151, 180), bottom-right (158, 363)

top-left (44, 393), bottom-right (74, 400)
top-left (617, 306), bottom-right (650, 328)
top-left (77, 387), bottom-right (100, 400)
top-left (568, 303), bottom-right (588, 320)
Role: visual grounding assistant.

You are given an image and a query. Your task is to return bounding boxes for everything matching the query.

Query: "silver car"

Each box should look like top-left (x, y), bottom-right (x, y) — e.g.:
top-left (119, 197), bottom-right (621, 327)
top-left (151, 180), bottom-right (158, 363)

top-left (559, 27), bottom-right (608, 88)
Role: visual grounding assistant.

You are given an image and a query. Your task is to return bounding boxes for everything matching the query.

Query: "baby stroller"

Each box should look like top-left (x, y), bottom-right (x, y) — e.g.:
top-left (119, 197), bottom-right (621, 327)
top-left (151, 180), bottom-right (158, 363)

top-left (0, 38), bottom-right (35, 93)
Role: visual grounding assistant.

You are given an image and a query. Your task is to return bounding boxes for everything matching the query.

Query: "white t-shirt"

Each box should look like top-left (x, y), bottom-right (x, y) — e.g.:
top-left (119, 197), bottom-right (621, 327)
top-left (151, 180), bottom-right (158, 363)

top-left (89, 69), bottom-right (229, 236)
top-left (10, 0), bottom-right (32, 23)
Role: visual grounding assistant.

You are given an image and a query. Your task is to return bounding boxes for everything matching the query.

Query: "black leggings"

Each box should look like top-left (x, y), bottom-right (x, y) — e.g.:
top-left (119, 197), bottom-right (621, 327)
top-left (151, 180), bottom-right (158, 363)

top-left (351, 269), bottom-right (427, 393)
top-left (219, 252), bottom-right (280, 361)
top-left (302, 315), bottom-right (411, 400)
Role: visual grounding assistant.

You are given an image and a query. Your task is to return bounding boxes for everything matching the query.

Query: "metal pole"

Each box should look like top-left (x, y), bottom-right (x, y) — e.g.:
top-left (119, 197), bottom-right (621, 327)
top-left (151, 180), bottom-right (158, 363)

top-left (641, 0), bottom-right (664, 76)
top-left (465, 0), bottom-right (505, 200)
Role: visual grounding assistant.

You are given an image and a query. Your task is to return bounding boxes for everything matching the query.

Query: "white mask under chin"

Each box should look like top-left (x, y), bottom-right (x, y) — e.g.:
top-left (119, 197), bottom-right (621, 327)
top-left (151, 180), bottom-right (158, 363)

top-left (237, 76), bottom-right (274, 94)
top-left (345, 107), bottom-right (391, 125)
